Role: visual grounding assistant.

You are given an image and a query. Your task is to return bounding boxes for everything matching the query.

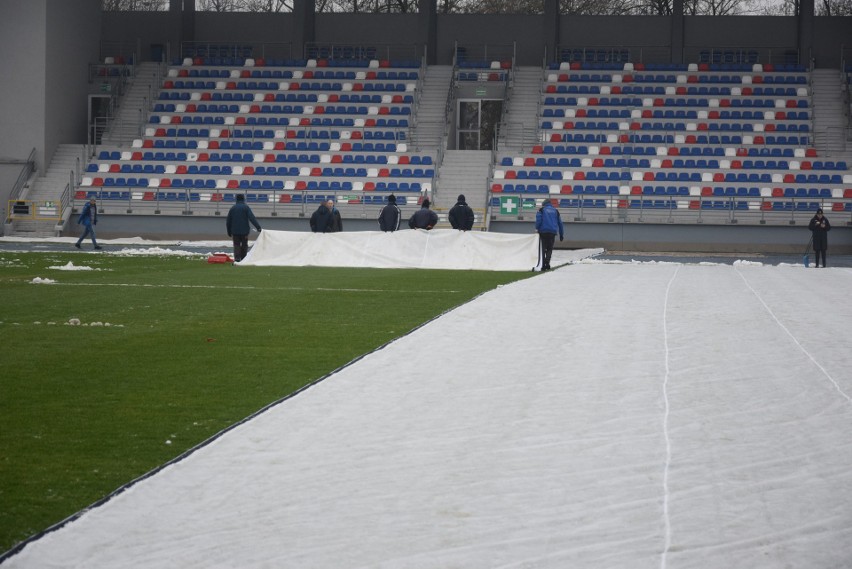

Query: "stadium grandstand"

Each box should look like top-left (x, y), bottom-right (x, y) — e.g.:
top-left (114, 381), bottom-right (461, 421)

top-left (1, 0), bottom-right (851, 252)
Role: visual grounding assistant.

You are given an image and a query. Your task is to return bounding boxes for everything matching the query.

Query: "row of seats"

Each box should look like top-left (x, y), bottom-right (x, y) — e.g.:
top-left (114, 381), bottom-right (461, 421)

top-left (151, 105), bottom-right (413, 118)
top-left (542, 111), bottom-right (810, 122)
top-left (78, 189), bottom-right (408, 205)
top-left (491, 196), bottom-right (843, 212)
top-left (503, 155), bottom-right (846, 169)
top-left (122, 141), bottom-right (410, 153)
top-left (84, 164), bottom-right (435, 179)
top-left (492, 183), bottom-right (852, 198)
top-left (94, 153), bottom-right (432, 166)
top-left (543, 98), bottom-right (808, 109)
top-left (175, 57), bottom-right (421, 68)
top-left (149, 119), bottom-right (409, 130)
top-left (169, 68), bottom-right (419, 80)
top-left (81, 178), bottom-right (430, 191)
top-left (546, 73), bottom-right (807, 85)
top-left (158, 91), bottom-right (416, 102)
top-left (545, 84), bottom-right (807, 95)
top-left (495, 170), bottom-right (849, 183)
top-left (88, 161), bottom-right (430, 177)
top-left (146, 127), bottom-right (405, 140)
top-left (538, 134), bottom-right (810, 145)
top-left (163, 80), bottom-right (415, 92)
top-left (154, 94), bottom-right (413, 109)
top-left (549, 61), bottom-right (805, 73)
top-left (545, 89), bottom-right (807, 103)
top-left (543, 121), bottom-right (810, 132)
top-left (529, 143), bottom-right (816, 156)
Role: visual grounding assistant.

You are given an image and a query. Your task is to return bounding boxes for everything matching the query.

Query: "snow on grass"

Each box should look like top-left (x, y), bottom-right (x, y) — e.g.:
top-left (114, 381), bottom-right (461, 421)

top-left (48, 261), bottom-right (98, 271)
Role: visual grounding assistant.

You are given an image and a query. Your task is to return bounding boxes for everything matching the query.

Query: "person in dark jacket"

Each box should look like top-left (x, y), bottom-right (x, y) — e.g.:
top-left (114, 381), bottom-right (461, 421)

top-left (378, 194), bottom-right (401, 232)
top-left (75, 197), bottom-right (102, 250)
top-left (448, 194), bottom-right (475, 231)
top-left (226, 194), bottom-right (261, 262)
top-left (535, 199), bottom-right (564, 271)
top-left (808, 208), bottom-right (831, 268)
top-left (408, 198), bottom-right (438, 230)
top-left (310, 199), bottom-right (343, 233)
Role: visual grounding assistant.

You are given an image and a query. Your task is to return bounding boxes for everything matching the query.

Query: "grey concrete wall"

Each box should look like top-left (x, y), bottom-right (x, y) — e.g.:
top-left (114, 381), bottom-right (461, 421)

top-left (101, 11), bottom-right (180, 62)
top-left (98, 10), bottom-right (851, 69)
top-left (44, 0), bottom-right (101, 167)
top-left (195, 12), bottom-right (297, 59)
top-left (438, 14), bottom-right (546, 65)
top-left (0, 0), bottom-right (47, 173)
top-left (317, 14), bottom-right (422, 60)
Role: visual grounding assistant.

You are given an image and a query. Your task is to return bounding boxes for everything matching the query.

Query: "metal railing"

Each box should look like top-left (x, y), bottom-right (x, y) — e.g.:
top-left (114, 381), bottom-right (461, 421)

top-left (72, 189), bottom-right (427, 220)
top-left (7, 148), bottom-right (37, 202)
top-left (488, 193), bottom-right (852, 227)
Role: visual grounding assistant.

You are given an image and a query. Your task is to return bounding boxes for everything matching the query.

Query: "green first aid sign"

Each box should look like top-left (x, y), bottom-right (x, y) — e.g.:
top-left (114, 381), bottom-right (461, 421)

top-left (499, 196), bottom-right (519, 215)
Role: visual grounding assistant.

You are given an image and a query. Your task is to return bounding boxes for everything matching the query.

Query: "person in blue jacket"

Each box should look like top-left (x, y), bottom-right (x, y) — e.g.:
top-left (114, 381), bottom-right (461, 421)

top-left (226, 194), bottom-right (261, 262)
top-left (535, 198), bottom-right (564, 271)
top-left (75, 197), bottom-right (102, 250)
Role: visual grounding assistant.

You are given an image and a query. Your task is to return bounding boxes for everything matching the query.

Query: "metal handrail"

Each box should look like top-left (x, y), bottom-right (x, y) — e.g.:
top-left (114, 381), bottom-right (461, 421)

top-left (7, 148), bottom-right (37, 202)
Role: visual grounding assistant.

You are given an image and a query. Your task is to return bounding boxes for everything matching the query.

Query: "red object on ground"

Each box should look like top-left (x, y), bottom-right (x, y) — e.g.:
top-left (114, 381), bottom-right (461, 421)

top-left (207, 254), bottom-right (234, 264)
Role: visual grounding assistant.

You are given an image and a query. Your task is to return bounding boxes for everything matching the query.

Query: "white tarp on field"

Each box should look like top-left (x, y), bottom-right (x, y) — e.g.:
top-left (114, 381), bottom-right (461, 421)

top-left (4, 261), bottom-right (852, 569)
top-left (239, 229), bottom-right (542, 271)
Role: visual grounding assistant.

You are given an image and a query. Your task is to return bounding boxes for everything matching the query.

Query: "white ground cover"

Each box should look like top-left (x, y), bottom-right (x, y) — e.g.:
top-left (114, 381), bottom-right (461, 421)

top-left (3, 257), bottom-right (851, 568)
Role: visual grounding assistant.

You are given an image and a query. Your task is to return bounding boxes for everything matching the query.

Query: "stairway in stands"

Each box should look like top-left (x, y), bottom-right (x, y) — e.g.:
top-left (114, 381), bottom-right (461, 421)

top-left (811, 68), bottom-right (852, 160)
top-left (101, 61), bottom-right (163, 148)
top-left (498, 66), bottom-right (542, 151)
top-left (10, 144), bottom-right (87, 237)
top-left (410, 65), bottom-right (453, 151)
top-left (433, 149), bottom-right (491, 229)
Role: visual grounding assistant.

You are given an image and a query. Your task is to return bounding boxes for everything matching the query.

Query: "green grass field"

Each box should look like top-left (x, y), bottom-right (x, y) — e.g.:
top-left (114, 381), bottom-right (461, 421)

top-left (0, 250), bottom-right (531, 554)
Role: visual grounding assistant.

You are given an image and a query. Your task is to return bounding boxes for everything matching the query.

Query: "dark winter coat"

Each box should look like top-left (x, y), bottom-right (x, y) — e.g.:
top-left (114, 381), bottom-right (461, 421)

top-left (535, 201), bottom-right (564, 240)
top-left (77, 201), bottom-right (97, 227)
top-left (448, 199), bottom-right (475, 231)
top-left (408, 205), bottom-right (438, 230)
top-left (378, 203), bottom-right (401, 232)
top-left (226, 200), bottom-right (261, 237)
top-left (809, 213), bottom-right (831, 251)
top-left (310, 204), bottom-right (343, 233)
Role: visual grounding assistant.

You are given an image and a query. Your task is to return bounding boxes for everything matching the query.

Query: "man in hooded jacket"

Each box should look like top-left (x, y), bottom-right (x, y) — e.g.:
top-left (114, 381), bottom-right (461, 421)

top-left (310, 199), bottom-right (343, 233)
top-left (408, 198), bottom-right (438, 230)
top-left (448, 194), bottom-right (475, 230)
top-left (535, 199), bottom-right (564, 271)
top-left (378, 194), bottom-right (401, 232)
top-left (808, 208), bottom-right (831, 267)
top-left (226, 193), bottom-right (262, 262)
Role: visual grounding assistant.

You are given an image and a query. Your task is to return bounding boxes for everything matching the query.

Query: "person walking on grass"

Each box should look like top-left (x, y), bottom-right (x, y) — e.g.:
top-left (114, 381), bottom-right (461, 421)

top-left (535, 198), bottom-right (563, 271)
top-left (809, 208), bottom-right (831, 268)
top-left (448, 194), bottom-right (475, 231)
top-left (378, 194), bottom-right (401, 232)
top-left (75, 197), bottom-right (102, 250)
top-left (226, 194), bottom-right (262, 262)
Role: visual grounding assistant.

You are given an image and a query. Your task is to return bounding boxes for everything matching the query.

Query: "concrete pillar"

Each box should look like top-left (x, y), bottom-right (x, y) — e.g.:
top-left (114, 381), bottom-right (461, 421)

top-left (419, 0), bottom-right (437, 65)
top-left (798, 0), bottom-right (814, 67)
top-left (671, 0), bottom-right (684, 64)
top-left (544, 0), bottom-right (559, 65)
